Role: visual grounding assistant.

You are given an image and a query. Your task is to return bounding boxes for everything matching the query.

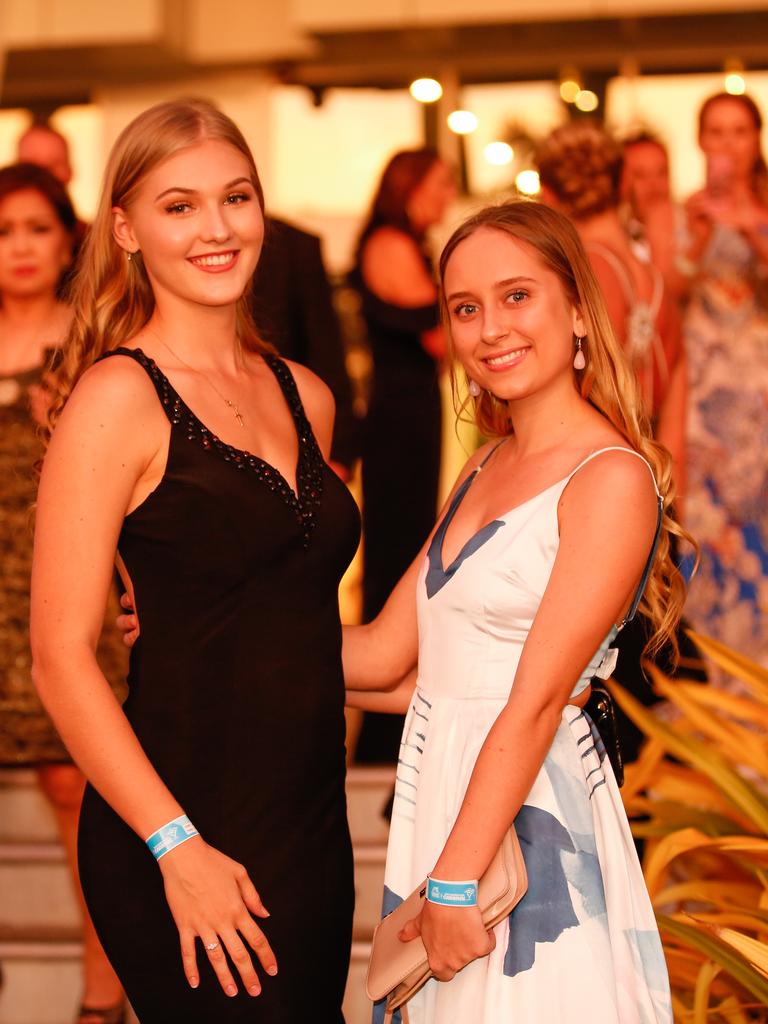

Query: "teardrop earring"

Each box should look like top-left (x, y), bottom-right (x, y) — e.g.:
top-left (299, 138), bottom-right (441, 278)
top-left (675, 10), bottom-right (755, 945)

top-left (468, 379), bottom-right (481, 398)
top-left (573, 336), bottom-right (586, 371)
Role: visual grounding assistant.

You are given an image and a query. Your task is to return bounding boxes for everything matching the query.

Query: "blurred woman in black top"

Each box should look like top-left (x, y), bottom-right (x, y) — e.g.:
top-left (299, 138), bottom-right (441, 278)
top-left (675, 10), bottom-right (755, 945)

top-left (352, 148), bottom-right (456, 762)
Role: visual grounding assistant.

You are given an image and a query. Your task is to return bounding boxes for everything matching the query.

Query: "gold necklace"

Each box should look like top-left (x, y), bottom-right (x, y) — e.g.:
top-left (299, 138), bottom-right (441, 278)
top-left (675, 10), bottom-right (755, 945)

top-left (156, 337), bottom-right (246, 427)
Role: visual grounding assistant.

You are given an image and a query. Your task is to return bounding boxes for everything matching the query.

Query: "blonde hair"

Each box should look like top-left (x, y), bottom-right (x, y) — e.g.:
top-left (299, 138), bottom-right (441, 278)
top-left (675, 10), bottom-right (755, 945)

top-left (51, 98), bottom-right (269, 427)
top-left (439, 199), bottom-right (689, 660)
top-left (536, 121), bottom-right (623, 220)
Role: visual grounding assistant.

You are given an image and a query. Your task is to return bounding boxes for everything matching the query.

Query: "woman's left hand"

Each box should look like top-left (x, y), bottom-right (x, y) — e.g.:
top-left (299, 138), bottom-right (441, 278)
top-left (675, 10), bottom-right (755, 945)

top-left (398, 902), bottom-right (496, 982)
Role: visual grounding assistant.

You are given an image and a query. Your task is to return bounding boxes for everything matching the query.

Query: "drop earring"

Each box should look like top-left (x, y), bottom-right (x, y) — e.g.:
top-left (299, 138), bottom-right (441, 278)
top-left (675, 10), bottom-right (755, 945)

top-left (468, 379), bottom-right (481, 398)
top-left (573, 336), bottom-right (586, 370)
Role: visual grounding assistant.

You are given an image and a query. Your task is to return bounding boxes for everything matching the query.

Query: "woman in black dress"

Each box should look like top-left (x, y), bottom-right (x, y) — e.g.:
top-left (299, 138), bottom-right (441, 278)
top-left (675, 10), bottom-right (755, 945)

top-left (352, 149), bottom-right (456, 762)
top-left (31, 99), bottom-right (359, 1022)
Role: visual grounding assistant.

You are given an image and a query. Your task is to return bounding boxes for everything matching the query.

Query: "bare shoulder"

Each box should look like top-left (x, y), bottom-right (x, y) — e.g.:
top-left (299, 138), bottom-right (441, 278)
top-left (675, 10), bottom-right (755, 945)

top-left (560, 447), bottom-right (659, 534)
top-left (364, 226), bottom-right (422, 261)
top-left (52, 352), bottom-right (164, 454)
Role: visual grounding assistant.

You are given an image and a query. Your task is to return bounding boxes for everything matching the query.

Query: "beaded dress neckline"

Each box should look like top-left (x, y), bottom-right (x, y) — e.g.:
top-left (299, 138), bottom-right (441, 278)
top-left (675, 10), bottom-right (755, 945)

top-left (102, 346), bottom-right (324, 547)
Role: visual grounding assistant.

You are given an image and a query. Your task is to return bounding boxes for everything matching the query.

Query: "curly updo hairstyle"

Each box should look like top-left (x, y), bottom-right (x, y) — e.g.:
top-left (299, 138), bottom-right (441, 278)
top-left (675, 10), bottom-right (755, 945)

top-left (536, 121), bottom-right (623, 220)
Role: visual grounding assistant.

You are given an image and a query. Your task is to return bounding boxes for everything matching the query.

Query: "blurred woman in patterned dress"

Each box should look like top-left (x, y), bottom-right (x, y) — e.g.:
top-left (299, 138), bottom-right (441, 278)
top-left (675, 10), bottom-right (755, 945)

top-left (681, 93), bottom-right (768, 667)
top-left (0, 163), bottom-right (128, 1024)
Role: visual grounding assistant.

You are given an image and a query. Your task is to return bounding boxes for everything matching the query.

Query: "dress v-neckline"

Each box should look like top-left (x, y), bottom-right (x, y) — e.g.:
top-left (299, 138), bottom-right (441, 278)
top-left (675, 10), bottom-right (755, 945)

top-left (107, 346), bottom-right (325, 548)
top-left (131, 346), bottom-right (303, 499)
top-left (437, 470), bottom-right (569, 575)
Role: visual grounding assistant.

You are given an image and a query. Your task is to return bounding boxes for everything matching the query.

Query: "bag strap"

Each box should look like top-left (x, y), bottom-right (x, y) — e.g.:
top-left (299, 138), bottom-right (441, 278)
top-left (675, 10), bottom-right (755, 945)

top-left (384, 1006), bottom-right (411, 1024)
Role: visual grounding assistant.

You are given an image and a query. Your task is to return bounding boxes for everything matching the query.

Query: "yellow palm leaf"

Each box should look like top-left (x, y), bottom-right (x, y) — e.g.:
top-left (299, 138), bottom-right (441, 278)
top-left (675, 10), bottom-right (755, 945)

top-left (712, 928), bottom-right (768, 979)
top-left (655, 881), bottom-right (761, 909)
top-left (687, 632), bottom-right (768, 702)
top-left (693, 961), bottom-right (720, 1024)
top-left (608, 683), bottom-right (768, 834)
top-left (650, 669), bottom-right (768, 776)
top-left (675, 684), bottom-right (768, 731)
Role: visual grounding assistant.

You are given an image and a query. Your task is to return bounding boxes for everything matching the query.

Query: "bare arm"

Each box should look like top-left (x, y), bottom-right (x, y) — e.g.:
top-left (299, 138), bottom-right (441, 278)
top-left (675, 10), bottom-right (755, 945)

top-left (361, 227), bottom-right (445, 359)
top-left (342, 445), bottom-right (494, 691)
top-left (400, 453), bottom-right (658, 978)
top-left (32, 358), bottom-right (277, 997)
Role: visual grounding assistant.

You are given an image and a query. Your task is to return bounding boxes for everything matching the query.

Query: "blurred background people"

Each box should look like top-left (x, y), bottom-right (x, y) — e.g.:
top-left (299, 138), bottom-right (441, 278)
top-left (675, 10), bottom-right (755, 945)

top-left (536, 121), bottom-right (686, 488)
top-left (0, 162), bottom-right (127, 1024)
top-left (250, 215), bottom-right (359, 479)
top-left (351, 147), bottom-right (456, 763)
top-left (621, 132), bottom-right (691, 303)
top-left (681, 91), bottom-right (768, 668)
top-left (536, 123), bottom-right (694, 767)
top-left (16, 122), bottom-right (89, 251)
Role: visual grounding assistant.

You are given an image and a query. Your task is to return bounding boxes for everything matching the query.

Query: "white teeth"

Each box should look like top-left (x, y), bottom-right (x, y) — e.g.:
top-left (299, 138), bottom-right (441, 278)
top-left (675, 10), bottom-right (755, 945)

top-left (486, 349), bottom-right (527, 366)
top-left (192, 253), bottom-right (234, 267)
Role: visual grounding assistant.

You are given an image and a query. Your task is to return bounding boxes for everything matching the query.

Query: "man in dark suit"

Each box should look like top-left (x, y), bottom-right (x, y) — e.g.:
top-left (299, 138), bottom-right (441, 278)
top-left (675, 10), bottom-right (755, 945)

top-left (251, 217), bottom-right (359, 477)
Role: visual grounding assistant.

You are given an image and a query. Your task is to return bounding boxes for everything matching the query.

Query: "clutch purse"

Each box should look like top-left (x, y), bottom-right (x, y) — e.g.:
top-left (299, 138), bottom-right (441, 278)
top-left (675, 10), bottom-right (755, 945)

top-left (366, 826), bottom-right (528, 1015)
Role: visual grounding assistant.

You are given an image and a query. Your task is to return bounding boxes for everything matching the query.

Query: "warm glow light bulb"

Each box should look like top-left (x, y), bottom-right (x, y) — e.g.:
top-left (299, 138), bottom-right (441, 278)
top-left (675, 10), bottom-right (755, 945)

top-left (725, 73), bottom-right (746, 96)
top-left (574, 89), bottom-right (599, 112)
top-left (447, 110), bottom-right (479, 135)
top-left (515, 170), bottom-right (540, 196)
top-left (484, 142), bottom-right (514, 166)
top-left (559, 80), bottom-right (581, 104)
top-left (409, 78), bottom-right (443, 103)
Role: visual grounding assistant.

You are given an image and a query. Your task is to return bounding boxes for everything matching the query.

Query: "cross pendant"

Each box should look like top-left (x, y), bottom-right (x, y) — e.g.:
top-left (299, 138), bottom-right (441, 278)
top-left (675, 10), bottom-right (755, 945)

top-left (227, 400), bottom-right (245, 426)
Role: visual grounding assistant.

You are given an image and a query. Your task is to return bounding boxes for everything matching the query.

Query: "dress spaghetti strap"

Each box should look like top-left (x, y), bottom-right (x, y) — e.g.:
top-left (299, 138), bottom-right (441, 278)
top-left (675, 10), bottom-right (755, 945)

top-left (565, 445), bottom-right (661, 497)
top-left (565, 446), bottom-right (664, 626)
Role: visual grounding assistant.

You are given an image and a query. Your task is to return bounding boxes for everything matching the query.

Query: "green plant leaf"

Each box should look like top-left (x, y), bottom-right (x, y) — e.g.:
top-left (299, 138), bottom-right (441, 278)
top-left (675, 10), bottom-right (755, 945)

top-left (658, 915), bottom-right (768, 1006)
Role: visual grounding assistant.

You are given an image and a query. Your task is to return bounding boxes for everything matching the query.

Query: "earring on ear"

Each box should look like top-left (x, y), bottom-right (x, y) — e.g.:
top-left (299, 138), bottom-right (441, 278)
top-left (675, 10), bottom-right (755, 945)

top-left (127, 252), bottom-right (133, 262)
top-left (573, 336), bottom-right (586, 370)
top-left (468, 379), bottom-right (482, 398)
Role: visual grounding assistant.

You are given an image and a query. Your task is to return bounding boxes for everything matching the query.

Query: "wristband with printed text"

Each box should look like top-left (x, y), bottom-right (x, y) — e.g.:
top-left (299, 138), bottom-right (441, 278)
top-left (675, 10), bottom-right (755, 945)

top-left (425, 876), bottom-right (478, 907)
top-left (146, 814), bottom-right (199, 860)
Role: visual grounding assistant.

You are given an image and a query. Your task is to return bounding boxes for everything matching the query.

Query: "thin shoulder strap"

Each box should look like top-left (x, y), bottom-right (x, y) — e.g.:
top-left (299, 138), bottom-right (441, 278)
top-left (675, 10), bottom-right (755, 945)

top-left (567, 446), bottom-right (661, 497)
top-left (566, 446), bottom-right (664, 626)
top-left (97, 347), bottom-right (177, 421)
top-left (478, 436), bottom-right (509, 470)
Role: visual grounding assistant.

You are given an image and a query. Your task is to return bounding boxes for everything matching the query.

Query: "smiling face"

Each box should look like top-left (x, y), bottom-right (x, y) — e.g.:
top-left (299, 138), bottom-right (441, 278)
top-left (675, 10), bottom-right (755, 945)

top-left (0, 187), bottom-right (72, 300)
top-left (443, 226), bottom-right (584, 405)
top-left (112, 138), bottom-right (264, 313)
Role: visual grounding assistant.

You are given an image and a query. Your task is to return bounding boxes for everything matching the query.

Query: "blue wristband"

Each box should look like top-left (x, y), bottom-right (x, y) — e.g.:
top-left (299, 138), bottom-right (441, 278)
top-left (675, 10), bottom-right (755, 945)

top-left (425, 876), bottom-right (478, 907)
top-left (146, 814), bottom-right (199, 860)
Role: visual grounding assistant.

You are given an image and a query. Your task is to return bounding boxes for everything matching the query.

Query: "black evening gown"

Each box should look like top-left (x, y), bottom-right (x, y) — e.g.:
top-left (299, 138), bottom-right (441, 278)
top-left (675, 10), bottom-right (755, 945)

top-left (351, 260), bottom-right (442, 763)
top-left (77, 348), bottom-right (359, 1023)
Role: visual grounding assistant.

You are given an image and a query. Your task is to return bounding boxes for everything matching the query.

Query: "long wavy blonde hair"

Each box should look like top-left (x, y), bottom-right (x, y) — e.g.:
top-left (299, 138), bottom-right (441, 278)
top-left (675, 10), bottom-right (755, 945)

top-left (50, 98), bottom-right (270, 428)
top-left (439, 199), bottom-right (690, 660)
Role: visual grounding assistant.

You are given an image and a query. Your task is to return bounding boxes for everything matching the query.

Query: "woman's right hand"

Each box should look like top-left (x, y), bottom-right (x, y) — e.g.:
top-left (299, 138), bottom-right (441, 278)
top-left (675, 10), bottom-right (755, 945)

top-left (117, 591), bottom-right (139, 647)
top-left (158, 836), bottom-right (278, 997)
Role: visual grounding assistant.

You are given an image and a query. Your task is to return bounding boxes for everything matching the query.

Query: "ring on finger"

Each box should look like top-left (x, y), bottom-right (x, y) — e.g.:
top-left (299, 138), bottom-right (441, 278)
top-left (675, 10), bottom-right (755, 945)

top-left (205, 940), bottom-right (220, 952)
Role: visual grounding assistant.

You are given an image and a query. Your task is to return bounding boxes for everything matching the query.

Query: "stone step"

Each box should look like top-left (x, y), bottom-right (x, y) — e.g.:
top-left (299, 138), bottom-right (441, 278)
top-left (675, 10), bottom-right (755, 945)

top-left (0, 772), bottom-right (58, 844)
top-left (0, 937), bottom-right (371, 1024)
top-left (0, 768), bottom-right (388, 1023)
top-left (0, 837), bottom-right (385, 940)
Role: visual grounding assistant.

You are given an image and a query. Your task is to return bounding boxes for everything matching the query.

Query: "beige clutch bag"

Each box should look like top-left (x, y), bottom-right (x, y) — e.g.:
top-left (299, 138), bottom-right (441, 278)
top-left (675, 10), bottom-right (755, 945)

top-left (366, 827), bottom-right (528, 1015)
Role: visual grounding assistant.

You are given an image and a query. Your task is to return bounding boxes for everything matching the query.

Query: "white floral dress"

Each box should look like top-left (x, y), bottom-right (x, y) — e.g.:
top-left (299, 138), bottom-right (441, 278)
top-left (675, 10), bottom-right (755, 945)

top-left (374, 447), bottom-right (672, 1024)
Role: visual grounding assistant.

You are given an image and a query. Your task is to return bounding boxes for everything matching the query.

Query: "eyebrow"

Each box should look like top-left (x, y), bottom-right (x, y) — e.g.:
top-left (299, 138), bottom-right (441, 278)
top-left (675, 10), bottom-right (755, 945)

top-left (446, 276), bottom-right (537, 301)
top-left (154, 177), bottom-right (252, 202)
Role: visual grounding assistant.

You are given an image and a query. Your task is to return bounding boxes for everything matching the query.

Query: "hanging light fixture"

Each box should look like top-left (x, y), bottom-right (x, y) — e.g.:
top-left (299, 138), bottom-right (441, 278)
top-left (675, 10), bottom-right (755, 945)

top-left (409, 78), bottom-right (443, 103)
top-left (447, 110), bottom-right (478, 135)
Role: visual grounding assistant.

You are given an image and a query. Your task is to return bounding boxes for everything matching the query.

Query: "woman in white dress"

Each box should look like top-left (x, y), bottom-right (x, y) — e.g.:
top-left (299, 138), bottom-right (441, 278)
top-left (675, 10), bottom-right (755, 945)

top-left (344, 201), bottom-right (685, 1023)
